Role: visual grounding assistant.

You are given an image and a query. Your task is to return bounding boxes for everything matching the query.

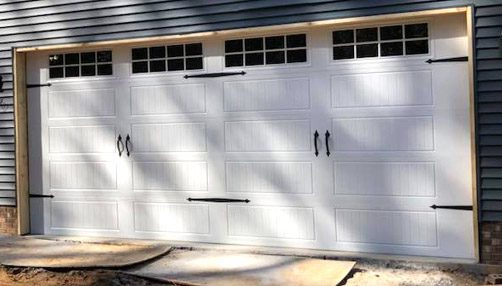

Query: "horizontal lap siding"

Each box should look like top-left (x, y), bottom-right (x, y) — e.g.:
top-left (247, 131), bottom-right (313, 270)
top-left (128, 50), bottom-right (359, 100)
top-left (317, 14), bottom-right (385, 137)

top-left (0, 0), bottom-right (479, 208)
top-left (476, 0), bottom-right (502, 221)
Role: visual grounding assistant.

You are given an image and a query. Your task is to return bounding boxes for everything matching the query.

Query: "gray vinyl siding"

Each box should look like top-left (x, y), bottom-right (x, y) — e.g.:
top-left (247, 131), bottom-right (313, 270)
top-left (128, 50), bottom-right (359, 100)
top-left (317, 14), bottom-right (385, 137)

top-left (0, 0), bottom-right (498, 222)
top-left (475, 0), bottom-right (502, 221)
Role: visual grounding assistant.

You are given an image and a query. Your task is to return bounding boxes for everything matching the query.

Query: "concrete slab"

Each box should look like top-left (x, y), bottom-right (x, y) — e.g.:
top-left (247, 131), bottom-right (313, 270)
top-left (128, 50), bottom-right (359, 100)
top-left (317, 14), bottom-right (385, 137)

top-left (128, 249), bottom-right (356, 286)
top-left (0, 236), bottom-right (172, 269)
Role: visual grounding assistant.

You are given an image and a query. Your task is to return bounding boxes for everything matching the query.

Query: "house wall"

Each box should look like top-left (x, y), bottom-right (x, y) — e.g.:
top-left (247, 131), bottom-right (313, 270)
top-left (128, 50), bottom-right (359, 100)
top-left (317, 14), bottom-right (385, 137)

top-left (0, 206), bottom-right (16, 234)
top-left (476, 0), bottom-right (502, 264)
top-left (481, 222), bottom-right (502, 264)
top-left (0, 0), bottom-right (500, 263)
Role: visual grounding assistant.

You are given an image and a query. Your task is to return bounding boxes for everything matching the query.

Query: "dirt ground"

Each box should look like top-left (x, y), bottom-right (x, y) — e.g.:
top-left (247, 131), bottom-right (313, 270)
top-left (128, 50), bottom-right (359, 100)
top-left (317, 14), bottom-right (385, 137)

top-left (341, 260), bottom-right (485, 286)
top-left (0, 266), bottom-right (169, 286)
top-left (0, 262), bottom-right (489, 286)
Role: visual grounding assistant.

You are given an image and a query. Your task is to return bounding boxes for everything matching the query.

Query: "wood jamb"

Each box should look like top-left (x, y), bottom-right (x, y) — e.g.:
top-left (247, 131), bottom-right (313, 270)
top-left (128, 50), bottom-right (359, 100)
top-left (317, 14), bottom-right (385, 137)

top-left (13, 49), bottom-right (29, 235)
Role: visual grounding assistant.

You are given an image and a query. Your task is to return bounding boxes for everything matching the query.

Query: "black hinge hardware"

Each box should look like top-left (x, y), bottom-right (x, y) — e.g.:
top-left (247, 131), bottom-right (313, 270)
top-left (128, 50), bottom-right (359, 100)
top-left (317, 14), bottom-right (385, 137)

top-left (27, 83), bottom-right (52, 89)
top-left (184, 71), bottom-right (246, 79)
top-left (430, 204), bottom-right (472, 211)
top-left (29, 194), bottom-right (54, 199)
top-left (187, 197), bottom-right (250, 203)
top-left (425, 57), bottom-right (468, 64)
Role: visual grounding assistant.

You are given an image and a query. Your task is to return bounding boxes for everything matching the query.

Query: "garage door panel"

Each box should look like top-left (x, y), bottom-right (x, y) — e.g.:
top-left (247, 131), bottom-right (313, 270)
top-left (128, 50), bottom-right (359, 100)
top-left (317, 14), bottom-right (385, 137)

top-left (132, 161), bottom-right (207, 191)
top-left (131, 122), bottom-right (206, 152)
top-left (331, 70), bottom-right (433, 108)
top-left (50, 161), bottom-right (117, 190)
top-left (225, 120), bottom-right (310, 152)
top-left (224, 78), bottom-right (310, 112)
top-left (334, 161), bottom-right (435, 197)
top-left (335, 209), bottom-right (437, 247)
top-left (49, 125), bottom-right (116, 153)
top-left (332, 117), bottom-right (434, 151)
top-left (50, 200), bottom-right (119, 231)
top-left (134, 202), bottom-right (209, 234)
top-left (29, 14), bottom-right (474, 259)
top-left (227, 205), bottom-right (315, 240)
top-left (226, 161), bottom-right (312, 194)
top-left (331, 196), bottom-right (435, 212)
top-left (48, 89), bottom-right (116, 118)
top-left (131, 83), bottom-right (206, 115)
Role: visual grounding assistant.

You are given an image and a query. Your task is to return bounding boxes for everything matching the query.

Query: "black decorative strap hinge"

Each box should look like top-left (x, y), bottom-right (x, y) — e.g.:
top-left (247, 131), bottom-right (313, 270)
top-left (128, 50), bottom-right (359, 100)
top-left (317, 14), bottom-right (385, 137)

top-left (187, 197), bottom-right (250, 203)
top-left (29, 194), bottom-right (54, 199)
top-left (426, 57), bottom-right (468, 64)
top-left (27, 83), bottom-right (52, 89)
top-left (430, 204), bottom-right (472, 211)
top-left (184, 71), bottom-right (246, 79)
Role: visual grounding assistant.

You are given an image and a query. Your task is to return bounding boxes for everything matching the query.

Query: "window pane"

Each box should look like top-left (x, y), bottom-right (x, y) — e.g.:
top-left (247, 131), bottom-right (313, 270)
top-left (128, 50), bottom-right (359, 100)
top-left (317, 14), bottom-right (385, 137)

top-left (225, 40), bottom-right (243, 53)
top-left (149, 60), bottom-right (166, 72)
top-left (81, 52), bottom-right (96, 64)
top-left (49, 54), bottom-right (63, 66)
top-left (265, 36), bottom-right (284, 50)
top-left (149, 46), bottom-right (166, 59)
top-left (287, 49), bottom-right (307, 63)
top-left (97, 51), bottom-right (112, 63)
top-left (49, 67), bottom-right (64, 78)
top-left (245, 52), bottom-right (264, 65)
top-left (286, 34), bottom-right (306, 48)
top-left (225, 54), bottom-right (243, 67)
top-left (167, 45), bottom-right (184, 57)
top-left (333, 46), bottom-right (354, 60)
top-left (356, 44), bottom-right (378, 58)
top-left (132, 61), bottom-right (148, 73)
top-left (333, 30), bottom-right (354, 44)
top-left (186, 57), bottom-right (203, 70)
top-left (356, 28), bottom-right (378, 42)
top-left (97, 64), bottom-right (113, 75)
top-left (167, 59), bottom-right (184, 71)
top-left (405, 23), bottom-right (428, 39)
top-left (405, 40), bottom-right (428, 55)
top-left (381, 42), bottom-right (403, 57)
top-left (132, 48), bottom-right (148, 60)
top-left (81, 65), bottom-right (96, 76)
top-left (65, 53), bottom-right (79, 65)
top-left (380, 25), bottom-right (403, 41)
top-left (266, 51), bottom-right (285, 64)
top-left (65, 66), bottom-right (79, 77)
top-left (185, 43), bottom-right (203, 56)
top-left (245, 38), bottom-right (263, 51)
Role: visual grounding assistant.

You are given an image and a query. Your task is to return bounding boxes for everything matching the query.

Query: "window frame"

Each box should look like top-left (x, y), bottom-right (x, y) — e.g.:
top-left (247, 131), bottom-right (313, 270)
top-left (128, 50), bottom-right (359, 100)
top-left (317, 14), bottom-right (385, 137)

top-left (223, 31), bottom-right (311, 70)
top-left (330, 19), bottom-right (432, 63)
top-left (130, 42), bottom-right (205, 75)
top-left (47, 50), bottom-right (114, 81)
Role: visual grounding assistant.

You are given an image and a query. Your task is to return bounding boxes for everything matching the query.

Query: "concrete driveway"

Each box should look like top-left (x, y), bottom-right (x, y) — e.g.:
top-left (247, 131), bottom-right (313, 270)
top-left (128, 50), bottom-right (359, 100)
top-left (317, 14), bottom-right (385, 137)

top-left (0, 235), bottom-right (171, 268)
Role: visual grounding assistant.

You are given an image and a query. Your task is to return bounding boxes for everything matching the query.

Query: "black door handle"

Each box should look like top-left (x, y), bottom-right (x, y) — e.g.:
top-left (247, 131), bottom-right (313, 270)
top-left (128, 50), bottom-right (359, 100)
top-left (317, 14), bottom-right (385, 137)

top-left (125, 134), bottom-right (131, 157)
top-left (325, 130), bottom-right (331, 157)
top-left (314, 130), bottom-right (319, 157)
top-left (117, 135), bottom-right (124, 157)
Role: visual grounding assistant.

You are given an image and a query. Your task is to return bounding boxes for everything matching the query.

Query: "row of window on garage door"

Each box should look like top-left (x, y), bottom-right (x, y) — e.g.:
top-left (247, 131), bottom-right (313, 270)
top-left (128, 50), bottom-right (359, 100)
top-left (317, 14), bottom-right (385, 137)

top-left (48, 22), bottom-right (429, 78)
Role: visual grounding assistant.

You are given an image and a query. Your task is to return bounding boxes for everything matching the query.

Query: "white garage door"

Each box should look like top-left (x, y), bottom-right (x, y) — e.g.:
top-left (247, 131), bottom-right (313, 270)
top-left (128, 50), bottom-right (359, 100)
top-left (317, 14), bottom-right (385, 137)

top-left (28, 13), bottom-right (474, 259)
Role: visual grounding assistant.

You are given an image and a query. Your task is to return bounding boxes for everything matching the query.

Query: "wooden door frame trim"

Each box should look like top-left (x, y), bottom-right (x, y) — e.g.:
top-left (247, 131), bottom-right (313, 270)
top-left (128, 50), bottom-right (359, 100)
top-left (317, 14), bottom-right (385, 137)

top-left (466, 5), bottom-right (480, 263)
top-left (13, 50), bottom-right (29, 235)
